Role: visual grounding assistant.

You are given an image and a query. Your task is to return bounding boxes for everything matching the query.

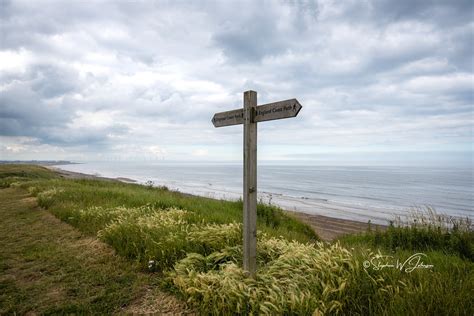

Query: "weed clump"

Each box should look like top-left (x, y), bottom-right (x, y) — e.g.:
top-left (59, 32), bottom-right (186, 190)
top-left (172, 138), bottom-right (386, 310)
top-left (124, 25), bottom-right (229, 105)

top-left (187, 222), bottom-right (242, 253)
top-left (359, 207), bottom-right (474, 260)
top-left (169, 239), bottom-right (362, 315)
top-left (98, 208), bottom-right (193, 268)
top-left (37, 188), bottom-right (64, 208)
top-left (75, 204), bottom-right (242, 269)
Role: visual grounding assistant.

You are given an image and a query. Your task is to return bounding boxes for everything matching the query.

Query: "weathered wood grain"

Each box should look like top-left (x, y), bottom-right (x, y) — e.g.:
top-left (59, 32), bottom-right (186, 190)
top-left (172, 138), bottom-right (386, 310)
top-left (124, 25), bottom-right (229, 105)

top-left (243, 90), bottom-right (257, 277)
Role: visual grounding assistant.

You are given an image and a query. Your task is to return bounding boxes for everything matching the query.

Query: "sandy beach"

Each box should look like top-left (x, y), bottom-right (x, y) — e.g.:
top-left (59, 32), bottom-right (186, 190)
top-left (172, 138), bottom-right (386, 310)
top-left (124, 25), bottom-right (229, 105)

top-left (46, 165), bottom-right (385, 241)
top-left (285, 211), bottom-right (385, 241)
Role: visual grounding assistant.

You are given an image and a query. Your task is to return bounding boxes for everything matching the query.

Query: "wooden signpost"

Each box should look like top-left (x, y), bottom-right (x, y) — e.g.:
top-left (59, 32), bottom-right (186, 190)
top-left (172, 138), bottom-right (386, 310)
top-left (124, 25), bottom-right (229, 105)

top-left (212, 90), bottom-right (302, 277)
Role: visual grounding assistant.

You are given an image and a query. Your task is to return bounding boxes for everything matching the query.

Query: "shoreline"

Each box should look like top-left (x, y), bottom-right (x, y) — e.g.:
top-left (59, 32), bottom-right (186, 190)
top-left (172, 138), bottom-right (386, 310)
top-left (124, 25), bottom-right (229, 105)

top-left (46, 166), bottom-right (137, 183)
top-left (45, 165), bottom-right (386, 240)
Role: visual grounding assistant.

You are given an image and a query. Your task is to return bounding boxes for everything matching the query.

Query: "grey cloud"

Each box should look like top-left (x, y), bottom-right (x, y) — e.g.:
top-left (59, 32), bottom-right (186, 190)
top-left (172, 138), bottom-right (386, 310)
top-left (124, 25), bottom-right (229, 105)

top-left (1, 2), bottom-right (79, 49)
top-left (0, 84), bottom-right (70, 134)
top-left (213, 25), bottom-right (284, 63)
top-left (0, 69), bottom-right (127, 147)
top-left (445, 26), bottom-right (474, 71)
top-left (41, 123), bottom-right (129, 147)
top-left (212, 1), bottom-right (318, 63)
top-left (372, 0), bottom-right (473, 26)
top-left (30, 64), bottom-right (79, 98)
top-left (0, 0), bottom-right (472, 159)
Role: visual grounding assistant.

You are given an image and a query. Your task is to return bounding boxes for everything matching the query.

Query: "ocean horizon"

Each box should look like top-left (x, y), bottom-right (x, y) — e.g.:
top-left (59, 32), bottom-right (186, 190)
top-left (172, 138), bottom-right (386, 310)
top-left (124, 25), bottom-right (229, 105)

top-left (55, 161), bottom-right (473, 225)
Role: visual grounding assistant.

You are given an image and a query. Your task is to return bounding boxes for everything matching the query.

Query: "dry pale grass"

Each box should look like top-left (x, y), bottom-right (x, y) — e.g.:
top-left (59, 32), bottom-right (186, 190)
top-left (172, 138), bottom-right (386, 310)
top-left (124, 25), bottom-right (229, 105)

top-left (125, 287), bottom-right (195, 315)
top-left (394, 206), bottom-right (472, 232)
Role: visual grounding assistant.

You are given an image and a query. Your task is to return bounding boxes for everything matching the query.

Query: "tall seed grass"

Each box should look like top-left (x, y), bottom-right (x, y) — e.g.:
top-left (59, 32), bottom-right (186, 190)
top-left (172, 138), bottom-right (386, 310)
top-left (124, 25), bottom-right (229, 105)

top-left (98, 208), bottom-right (195, 268)
top-left (347, 206), bottom-right (474, 261)
top-left (394, 206), bottom-right (472, 232)
top-left (187, 222), bottom-right (242, 253)
top-left (169, 238), bottom-right (379, 315)
top-left (66, 203), bottom-right (242, 269)
top-left (36, 188), bottom-right (64, 209)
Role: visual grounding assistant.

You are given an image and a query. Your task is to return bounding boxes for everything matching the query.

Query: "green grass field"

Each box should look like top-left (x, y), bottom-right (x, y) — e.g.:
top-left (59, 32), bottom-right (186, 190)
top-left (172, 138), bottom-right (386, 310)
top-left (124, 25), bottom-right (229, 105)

top-left (0, 175), bottom-right (189, 314)
top-left (1, 164), bottom-right (473, 315)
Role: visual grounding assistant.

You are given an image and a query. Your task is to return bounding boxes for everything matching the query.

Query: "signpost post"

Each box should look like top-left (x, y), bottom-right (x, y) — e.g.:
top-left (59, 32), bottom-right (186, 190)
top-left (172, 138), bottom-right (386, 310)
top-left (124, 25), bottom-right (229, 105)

top-left (212, 90), bottom-right (302, 277)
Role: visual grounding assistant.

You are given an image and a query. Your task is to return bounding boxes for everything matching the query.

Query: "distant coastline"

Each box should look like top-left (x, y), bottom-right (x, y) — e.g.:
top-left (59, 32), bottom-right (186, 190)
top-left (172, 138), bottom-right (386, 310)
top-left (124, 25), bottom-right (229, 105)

top-left (0, 160), bottom-right (79, 166)
top-left (45, 165), bottom-right (137, 184)
top-left (47, 164), bottom-right (383, 240)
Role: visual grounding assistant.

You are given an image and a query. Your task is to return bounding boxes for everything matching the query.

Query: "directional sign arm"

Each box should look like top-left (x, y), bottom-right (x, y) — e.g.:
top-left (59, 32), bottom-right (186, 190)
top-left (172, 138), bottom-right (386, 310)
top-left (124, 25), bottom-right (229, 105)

top-left (211, 108), bottom-right (244, 127)
top-left (212, 98), bottom-right (302, 127)
top-left (255, 99), bottom-right (302, 123)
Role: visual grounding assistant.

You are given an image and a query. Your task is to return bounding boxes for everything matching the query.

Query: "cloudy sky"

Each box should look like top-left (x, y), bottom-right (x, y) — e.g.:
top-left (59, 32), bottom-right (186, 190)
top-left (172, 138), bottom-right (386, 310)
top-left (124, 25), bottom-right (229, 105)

top-left (1, 0), bottom-right (472, 165)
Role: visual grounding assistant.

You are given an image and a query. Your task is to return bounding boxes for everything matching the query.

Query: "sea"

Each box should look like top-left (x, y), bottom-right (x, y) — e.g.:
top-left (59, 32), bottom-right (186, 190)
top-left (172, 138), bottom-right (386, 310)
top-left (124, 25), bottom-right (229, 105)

top-left (55, 161), bottom-right (473, 225)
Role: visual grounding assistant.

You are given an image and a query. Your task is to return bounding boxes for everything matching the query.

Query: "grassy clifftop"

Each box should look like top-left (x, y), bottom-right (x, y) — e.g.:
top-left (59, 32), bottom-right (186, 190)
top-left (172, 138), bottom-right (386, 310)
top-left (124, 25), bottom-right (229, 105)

top-left (1, 164), bottom-right (472, 315)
